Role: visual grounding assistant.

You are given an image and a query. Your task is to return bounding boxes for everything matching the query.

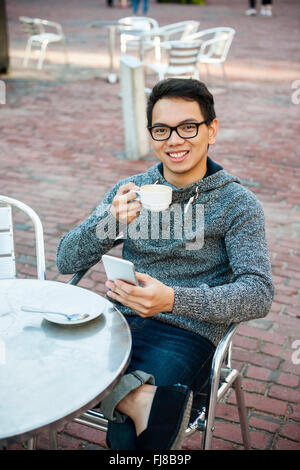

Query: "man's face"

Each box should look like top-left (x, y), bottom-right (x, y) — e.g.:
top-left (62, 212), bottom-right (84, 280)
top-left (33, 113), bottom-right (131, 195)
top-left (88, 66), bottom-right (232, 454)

top-left (150, 97), bottom-right (218, 187)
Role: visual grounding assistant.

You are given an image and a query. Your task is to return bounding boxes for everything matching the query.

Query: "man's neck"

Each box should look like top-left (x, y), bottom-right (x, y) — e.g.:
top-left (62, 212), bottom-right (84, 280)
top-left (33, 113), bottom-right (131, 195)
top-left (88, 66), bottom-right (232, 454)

top-left (162, 159), bottom-right (208, 188)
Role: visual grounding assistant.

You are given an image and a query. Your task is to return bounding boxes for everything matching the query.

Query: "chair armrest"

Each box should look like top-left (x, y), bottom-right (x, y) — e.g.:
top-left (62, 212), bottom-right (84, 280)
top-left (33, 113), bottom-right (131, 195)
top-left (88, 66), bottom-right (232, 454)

top-left (68, 236), bottom-right (124, 286)
top-left (212, 323), bottom-right (238, 374)
top-left (39, 19), bottom-right (64, 36)
top-left (68, 268), bottom-right (89, 286)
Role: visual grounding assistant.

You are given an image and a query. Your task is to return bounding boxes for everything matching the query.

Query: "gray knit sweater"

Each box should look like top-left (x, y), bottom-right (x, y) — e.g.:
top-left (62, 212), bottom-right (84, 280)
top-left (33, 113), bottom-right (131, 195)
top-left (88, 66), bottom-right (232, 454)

top-left (56, 158), bottom-right (274, 346)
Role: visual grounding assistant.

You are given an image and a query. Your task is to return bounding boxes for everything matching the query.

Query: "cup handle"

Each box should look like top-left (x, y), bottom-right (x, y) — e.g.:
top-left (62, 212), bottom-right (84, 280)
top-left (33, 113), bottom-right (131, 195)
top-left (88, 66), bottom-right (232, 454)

top-left (133, 190), bottom-right (141, 201)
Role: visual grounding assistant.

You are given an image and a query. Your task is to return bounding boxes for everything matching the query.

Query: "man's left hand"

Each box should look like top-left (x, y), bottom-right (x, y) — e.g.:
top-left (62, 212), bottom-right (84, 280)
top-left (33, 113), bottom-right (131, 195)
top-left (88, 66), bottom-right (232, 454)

top-left (106, 272), bottom-right (175, 318)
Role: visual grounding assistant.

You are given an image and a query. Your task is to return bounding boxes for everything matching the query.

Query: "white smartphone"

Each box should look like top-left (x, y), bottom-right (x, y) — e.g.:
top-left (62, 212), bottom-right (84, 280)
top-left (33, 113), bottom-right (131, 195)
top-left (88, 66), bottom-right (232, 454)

top-left (102, 254), bottom-right (138, 285)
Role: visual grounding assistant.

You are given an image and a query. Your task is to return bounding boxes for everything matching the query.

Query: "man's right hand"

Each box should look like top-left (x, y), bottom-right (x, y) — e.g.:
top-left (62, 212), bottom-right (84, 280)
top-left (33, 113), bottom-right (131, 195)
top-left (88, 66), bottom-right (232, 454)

top-left (110, 182), bottom-right (142, 224)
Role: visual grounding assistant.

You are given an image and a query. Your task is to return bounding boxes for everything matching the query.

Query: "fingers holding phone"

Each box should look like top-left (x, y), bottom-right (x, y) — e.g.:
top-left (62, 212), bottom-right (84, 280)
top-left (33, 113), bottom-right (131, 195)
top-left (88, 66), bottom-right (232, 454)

top-left (110, 182), bottom-right (141, 224)
top-left (102, 256), bottom-right (175, 317)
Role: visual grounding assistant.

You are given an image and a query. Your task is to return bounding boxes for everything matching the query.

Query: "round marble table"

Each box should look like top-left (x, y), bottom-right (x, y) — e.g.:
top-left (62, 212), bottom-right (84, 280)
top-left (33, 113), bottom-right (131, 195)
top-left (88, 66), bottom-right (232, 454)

top-left (0, 278), bottom-right (132, 442)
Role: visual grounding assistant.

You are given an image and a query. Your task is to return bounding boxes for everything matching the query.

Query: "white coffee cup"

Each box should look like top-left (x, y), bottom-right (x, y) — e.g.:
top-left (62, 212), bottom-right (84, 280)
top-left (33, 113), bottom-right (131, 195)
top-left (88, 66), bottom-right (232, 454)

top-left (135, 184), bottom-right (172, 212)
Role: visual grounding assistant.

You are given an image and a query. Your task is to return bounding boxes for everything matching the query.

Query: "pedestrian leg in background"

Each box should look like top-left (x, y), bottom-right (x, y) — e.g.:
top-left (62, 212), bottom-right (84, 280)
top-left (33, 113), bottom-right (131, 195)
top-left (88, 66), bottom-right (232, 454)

top-left (132, 0), bottom-right (140, 14)
top-left (245, 0), bottom-right (257, 16)
top-left (143, 0), bottom-right (149, 15)
top-left (261, 0), bottom-right (273, 17)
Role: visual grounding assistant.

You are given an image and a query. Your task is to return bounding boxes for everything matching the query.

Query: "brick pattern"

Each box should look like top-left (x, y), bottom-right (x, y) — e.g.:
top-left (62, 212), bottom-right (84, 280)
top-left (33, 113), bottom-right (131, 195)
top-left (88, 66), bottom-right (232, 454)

top-left (1, 0), bottom-right (300, 451)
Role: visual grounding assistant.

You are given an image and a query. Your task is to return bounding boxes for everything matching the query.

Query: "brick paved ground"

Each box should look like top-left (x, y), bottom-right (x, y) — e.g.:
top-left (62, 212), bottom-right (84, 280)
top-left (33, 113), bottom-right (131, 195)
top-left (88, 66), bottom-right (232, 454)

top-left (1, 0), bottom-right (300, 451)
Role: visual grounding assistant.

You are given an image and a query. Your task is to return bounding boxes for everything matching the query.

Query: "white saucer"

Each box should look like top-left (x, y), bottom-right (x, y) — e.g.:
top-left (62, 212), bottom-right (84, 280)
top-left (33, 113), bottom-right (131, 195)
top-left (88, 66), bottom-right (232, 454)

top-left (44, 309), bottom-right (103, 325)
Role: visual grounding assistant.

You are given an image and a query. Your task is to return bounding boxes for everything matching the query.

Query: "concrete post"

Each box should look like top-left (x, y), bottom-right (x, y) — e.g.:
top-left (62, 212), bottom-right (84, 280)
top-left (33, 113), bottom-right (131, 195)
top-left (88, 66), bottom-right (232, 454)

top-left (120, 56), bottom-right (150, 160)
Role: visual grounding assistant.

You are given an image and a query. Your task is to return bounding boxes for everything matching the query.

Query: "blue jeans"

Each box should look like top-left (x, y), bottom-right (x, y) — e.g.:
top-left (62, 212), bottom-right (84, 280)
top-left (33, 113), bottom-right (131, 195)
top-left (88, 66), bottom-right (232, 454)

top-left (106, 316), bottom-right (215, 450)
top-left (132, 0), bottom-right (148, 14)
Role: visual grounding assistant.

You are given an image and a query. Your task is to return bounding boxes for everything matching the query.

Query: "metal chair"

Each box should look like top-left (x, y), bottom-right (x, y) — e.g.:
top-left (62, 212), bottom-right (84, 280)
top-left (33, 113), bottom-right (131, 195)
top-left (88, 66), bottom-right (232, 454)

top-left (19, 16), bottom-right (68, 70)
top-left (185, 27), bottom-right (236, 86)
top-left (64, 238), bottom-right (251, 450)
top-left (118, 17), bottom-right (159, 55)
top-left (145, 40), bottom-right (202, 81)
top-left (0, 195), bottom-right (46, 450)
top-left (138, 20), bottom-right (200, 63)
top-left (72, 321), bottom-right (251, 449)
top-left (0, 195), bottom-right (46, 281)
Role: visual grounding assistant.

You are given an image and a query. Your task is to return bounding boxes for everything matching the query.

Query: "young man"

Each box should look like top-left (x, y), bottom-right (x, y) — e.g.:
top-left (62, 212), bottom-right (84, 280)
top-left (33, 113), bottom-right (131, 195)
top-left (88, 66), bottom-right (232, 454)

top-left (56, 78), bottom-right (274, 450)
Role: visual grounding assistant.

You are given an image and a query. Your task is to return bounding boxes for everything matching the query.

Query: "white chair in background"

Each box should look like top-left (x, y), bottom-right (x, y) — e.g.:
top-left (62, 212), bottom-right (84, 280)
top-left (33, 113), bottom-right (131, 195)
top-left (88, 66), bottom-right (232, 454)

top-left (185, 27), bottom-right (236, 86)
top-left (140, 21), bottom-right (200, 62)
top-left (145, 40), bottom-right (202, 81)
top-left (118, 16), bottom-right (159, 55)
top-left (0, 195), bottom-right (46, 281)
top-left (19, 16), bottom-right (68, 70)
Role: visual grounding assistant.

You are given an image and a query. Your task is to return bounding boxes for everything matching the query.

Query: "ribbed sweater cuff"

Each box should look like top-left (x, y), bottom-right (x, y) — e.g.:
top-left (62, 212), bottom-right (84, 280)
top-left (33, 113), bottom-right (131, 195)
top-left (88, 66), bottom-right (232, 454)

top-left (172, 286), bottom-right (201, 317)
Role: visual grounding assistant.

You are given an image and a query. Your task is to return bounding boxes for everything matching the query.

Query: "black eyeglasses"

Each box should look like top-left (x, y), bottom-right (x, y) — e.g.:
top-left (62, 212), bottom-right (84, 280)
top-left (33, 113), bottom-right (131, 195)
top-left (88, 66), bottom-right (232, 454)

top-left (148, 120), bottom-right (207, 141)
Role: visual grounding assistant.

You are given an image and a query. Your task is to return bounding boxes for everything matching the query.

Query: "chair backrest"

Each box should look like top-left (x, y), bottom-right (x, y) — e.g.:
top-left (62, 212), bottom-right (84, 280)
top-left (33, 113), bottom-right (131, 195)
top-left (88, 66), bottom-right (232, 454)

top-left (186, 27), bottom-right (236, 63)
top-left (167, 40), bottom-right (202, 67)
top-left (159, 21), bottom-right (200, 41)
top-left (19, 16), bottom-right (64, 38)
top-left (118, 16), bottom-right (159, 32)
top-left (0, 195), bottom-right (46, 280)
top-left (19, 16), bottom-right (43, 36)
top-left (0, 204), bottom-right (16, 279)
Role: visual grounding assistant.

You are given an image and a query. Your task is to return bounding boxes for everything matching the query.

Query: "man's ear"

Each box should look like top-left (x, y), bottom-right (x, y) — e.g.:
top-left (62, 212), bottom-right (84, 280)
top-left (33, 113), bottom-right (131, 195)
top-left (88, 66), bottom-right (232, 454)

top-left (208, 119), bottom-right (219, 145)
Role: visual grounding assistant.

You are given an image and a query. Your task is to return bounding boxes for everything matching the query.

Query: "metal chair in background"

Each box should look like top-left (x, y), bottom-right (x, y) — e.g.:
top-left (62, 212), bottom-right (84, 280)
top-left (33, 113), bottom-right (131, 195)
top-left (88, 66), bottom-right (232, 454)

top-left (185, 27), bottom-right (236, 86)
top-left (19, 16), bottom-right (68, 70)
top-left (139, 20), bottom-right (200, 63)
top-left (118, 16), bottom-right (159, 55)
top-left (145, 40), bottom-right (202, 81)
top-left (0, 195), bottom-right (46, 281)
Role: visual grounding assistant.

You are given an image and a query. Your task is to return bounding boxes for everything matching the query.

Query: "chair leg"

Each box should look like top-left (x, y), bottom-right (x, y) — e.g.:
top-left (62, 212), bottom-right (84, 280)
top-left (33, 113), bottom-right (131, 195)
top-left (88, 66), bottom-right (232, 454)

top-left (37, 42), bottom-right (48, 70)
top-left (222, 64), bottom-right (229, 89)
top-left (23, 39), bottom-right (32, 67)
top-left (233, 374), bottom-right (251, 449)
top-left (120, 35), bottom-right (127, 54)
top-left (154, 38), bottom-right (161, 63)
top-left (27, 435), bottom-right (37, 450)
top-left (62, 40), bottom-right (69, 67)
top-left (205, 63), bottom-right (211, 85)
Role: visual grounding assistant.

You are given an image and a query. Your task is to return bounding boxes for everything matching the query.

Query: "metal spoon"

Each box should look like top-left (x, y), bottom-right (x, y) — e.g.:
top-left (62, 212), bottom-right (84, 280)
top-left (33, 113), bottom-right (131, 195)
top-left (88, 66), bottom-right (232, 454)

top-left (21, 306), bottom-right (89, 321)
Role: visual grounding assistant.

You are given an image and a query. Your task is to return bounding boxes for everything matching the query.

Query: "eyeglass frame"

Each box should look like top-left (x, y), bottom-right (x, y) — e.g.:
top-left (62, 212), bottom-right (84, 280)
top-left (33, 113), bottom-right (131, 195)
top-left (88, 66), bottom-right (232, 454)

top-left (147, 120), bottom-right (208, 141)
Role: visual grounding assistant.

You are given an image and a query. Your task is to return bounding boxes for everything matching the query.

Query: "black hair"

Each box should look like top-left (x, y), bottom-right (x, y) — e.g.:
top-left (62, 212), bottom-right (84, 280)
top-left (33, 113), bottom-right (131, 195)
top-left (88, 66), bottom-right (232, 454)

top-left (147, 78), bottom-right (216, 127)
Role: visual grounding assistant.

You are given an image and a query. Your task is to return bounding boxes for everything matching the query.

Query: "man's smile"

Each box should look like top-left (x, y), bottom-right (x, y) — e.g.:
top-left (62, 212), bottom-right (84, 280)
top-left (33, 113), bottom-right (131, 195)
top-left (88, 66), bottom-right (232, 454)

top-left (166, 150), bottom-right (190, 162)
